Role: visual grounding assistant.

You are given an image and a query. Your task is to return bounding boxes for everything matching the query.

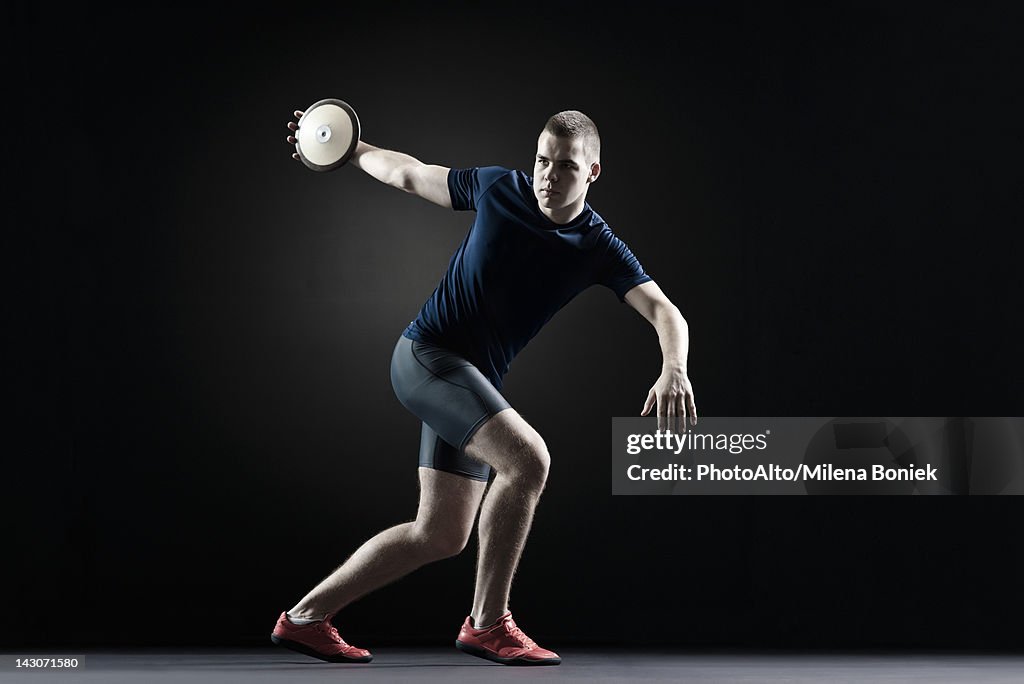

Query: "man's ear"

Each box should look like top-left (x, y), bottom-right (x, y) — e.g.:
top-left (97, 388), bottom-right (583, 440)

top-left (588, 161), bottom-right (602, 183)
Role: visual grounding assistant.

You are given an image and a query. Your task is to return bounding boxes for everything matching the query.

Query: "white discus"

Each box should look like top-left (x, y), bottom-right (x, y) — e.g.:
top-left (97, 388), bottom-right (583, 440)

top-left (295, 98), bottom-right (361, 172)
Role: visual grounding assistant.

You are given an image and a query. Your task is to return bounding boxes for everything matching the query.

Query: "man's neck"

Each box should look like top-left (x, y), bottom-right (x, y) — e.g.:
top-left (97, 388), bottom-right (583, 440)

top-left (539, 196), bottom-right (587, 225)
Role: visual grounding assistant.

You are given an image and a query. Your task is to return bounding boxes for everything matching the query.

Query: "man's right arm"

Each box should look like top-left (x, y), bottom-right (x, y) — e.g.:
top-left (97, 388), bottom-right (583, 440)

top-left (349, 140), bottom-right (452, 209)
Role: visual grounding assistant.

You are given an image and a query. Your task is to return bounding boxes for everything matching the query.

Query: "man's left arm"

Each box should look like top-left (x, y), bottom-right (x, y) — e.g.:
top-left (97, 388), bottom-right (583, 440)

top-left (623, 281), bottom-right (697, 432)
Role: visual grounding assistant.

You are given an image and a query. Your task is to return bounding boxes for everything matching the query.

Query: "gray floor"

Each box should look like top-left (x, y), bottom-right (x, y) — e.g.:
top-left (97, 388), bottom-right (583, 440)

top-left (3, 649), bottom-right (1023, 683)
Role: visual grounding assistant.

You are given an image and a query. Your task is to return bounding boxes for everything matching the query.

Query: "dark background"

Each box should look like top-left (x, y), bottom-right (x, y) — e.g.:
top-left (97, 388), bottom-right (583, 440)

top-left (7, 1), bottom-right (1023, 649)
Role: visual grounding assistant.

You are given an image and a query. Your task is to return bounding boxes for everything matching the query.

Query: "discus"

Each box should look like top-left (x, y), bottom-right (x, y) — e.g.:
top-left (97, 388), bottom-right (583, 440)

top-left (295, 98), bottom-right (360, 172)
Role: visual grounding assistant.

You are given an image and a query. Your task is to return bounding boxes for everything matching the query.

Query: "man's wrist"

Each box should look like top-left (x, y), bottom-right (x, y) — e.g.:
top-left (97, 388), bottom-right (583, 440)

top-left (662, 361), bottom-right (688, 376)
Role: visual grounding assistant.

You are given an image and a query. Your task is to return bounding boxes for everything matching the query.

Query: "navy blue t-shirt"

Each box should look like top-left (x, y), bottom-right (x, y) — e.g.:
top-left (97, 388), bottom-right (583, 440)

top-left (402, 166), bottom-right (652, 390)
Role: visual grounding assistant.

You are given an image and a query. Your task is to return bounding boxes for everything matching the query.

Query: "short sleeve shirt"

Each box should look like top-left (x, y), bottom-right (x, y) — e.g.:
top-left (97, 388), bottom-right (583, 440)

top-left (403, 166), bottom-right (652, 390)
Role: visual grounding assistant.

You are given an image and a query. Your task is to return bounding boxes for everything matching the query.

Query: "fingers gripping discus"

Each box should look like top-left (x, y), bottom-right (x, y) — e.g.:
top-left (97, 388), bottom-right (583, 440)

top-left (296, 99), bottom-right (360, 172)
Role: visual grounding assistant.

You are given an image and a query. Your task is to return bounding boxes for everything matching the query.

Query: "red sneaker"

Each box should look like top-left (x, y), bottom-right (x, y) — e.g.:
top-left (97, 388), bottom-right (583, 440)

top-left (455, 613), bottom-right (561, 666)
top-left (270, 611), bottom-right (372, 663)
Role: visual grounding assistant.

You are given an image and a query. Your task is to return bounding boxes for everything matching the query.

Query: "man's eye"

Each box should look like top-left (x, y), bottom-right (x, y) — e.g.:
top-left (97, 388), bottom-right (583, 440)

top-left (537, 160), bottom-right (548, 165)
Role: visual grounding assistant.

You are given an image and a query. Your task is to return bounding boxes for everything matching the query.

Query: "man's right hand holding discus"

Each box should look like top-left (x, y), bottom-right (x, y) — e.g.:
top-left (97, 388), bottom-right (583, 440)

top-left (285, 100), bottom-right (361, 172)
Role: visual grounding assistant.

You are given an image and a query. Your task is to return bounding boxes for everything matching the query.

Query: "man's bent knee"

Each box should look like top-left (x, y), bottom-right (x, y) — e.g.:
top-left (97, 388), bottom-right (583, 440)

top-left (496, 435), bottom-right (550, 492)
top-left (465, 410), bottom-right (550, 490)
top-left (412, 519), bottom-right (472, 560)
top-left (518, 439), bottom-right (550, 491)
top-left (427, 533), bottom-right (470, 560)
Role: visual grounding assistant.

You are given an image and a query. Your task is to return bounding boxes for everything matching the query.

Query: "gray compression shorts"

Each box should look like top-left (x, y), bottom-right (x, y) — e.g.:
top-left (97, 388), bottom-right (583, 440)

top-left (390, 334), bottom-right (510, 481)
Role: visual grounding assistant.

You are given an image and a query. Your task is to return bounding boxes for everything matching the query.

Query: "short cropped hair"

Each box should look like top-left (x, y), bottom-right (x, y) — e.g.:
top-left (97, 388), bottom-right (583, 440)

top-left (543, 110), bottom-right (600, 164)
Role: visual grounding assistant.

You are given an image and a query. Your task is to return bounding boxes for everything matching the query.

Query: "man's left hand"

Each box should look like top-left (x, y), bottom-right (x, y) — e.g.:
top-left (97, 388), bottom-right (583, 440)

top-left (641, 369), bottom-right (697, 433)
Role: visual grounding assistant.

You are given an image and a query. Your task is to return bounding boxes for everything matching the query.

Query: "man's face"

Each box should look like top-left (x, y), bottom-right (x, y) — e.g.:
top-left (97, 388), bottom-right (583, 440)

top-left (533, 131), bottom-right (597, 211)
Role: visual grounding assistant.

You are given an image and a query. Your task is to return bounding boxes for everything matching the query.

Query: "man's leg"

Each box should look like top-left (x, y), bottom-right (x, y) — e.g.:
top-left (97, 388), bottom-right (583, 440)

top-left (462, 408), bottom-right (550, 628)
top-left (287, 468), bottom-right (486, 621)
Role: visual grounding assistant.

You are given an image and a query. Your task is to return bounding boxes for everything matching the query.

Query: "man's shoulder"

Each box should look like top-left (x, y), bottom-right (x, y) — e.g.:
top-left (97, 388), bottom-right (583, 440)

top-left (584, 206), bottom-right (613, 237)
top-left (467, 166), bottom-right (531, 204)
top-left (469, 165), bottom-right (518, 181)
top-left (466, 166), bottom-right (520, 198)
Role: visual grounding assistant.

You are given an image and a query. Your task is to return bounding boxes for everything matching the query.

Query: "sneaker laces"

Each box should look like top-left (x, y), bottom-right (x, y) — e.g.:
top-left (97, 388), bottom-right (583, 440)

top-left (316, 620), bottom-right (346, 645)
top-left (505, 620), bottom-right (538, 650)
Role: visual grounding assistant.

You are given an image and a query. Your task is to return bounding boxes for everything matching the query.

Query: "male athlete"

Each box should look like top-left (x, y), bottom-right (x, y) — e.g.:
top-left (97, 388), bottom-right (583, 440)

top-left (271, 109), bottom-right (696, 666)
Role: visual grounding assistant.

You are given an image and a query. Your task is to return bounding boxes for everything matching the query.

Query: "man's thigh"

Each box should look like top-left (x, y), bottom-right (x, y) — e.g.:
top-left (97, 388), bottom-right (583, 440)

top-left (419, 422), bottom-right (492, 482)
top-left (391, 336), bottom-right (511, 476)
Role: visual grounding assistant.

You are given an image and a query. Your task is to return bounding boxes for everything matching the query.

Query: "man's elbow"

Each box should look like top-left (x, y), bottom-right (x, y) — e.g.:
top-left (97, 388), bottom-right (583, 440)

top-left (655, 302), bottom-right (685, 328)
